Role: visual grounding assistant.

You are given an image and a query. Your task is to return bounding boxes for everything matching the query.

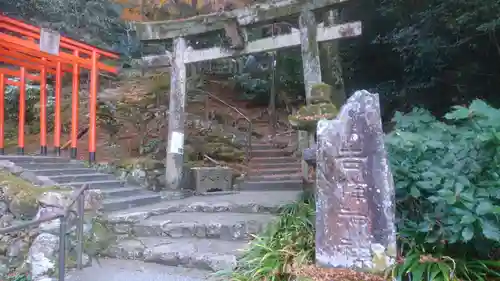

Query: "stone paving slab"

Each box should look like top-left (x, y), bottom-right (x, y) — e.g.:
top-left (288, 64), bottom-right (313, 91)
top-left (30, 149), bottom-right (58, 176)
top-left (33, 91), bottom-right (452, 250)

top-left (107, 190), bottom-right (301, 222)
top-left (66, 258), bottom-right (219, 281)
top-left (106, 237), bottom-right (249, 271)
top-left (112, 211), bottom-right (276, 240)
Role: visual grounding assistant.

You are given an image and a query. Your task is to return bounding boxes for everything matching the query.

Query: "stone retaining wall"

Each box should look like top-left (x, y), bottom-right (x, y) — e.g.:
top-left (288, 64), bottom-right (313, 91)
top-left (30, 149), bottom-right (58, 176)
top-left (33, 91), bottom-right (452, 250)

top-left (0, 161), bottom-right (109, 281)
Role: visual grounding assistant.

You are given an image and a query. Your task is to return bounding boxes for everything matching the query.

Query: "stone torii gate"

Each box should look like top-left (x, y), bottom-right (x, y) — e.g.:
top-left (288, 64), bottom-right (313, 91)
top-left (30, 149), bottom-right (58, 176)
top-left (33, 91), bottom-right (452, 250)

top-left (133, 0), bottom-right (362, 196)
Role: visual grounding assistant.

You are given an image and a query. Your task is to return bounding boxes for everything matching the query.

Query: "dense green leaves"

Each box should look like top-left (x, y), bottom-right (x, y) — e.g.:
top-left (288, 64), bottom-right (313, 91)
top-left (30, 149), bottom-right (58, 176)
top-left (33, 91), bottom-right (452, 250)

top-left (387, 100), bottom-right (500, 259)
top-left (216, 191), bottom-right (315, 281)
top-left (385, 100), bottom-right (500, 280)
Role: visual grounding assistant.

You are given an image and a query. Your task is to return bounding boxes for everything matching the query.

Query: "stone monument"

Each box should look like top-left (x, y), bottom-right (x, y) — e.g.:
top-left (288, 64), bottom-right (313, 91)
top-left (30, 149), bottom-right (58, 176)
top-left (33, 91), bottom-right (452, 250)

top-left (315, 90), bottom-right (396, 270)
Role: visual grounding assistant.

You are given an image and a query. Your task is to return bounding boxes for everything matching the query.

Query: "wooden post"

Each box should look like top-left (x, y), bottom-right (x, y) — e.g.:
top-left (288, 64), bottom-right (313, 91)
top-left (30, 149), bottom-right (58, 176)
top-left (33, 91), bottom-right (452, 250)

top-left (298, 8), bottom-right (322, 179)
top-left (165, 37), bottom-right (187, 197)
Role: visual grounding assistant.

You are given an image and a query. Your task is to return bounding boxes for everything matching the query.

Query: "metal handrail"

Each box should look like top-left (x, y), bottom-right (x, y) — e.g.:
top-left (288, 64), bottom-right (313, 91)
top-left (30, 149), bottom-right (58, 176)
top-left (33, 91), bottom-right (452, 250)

top-left (0, 184), bottom-right (89, 281)
top-left (196, 89), bottom-right (253, 164)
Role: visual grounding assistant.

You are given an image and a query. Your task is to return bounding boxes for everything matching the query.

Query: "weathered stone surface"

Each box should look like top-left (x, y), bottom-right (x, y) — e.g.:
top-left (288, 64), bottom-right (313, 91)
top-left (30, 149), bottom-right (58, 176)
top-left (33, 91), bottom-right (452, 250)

top-left (315, 90), bottom-right (396, 270)
top-left (9, 191), bottom-right (39, 219)
top-left (0, 200), bottom-right (8, 216)
top-left (310, 83), bottom-right (333, 104)
top-left (0, 213), bottom-right (14, 227)
top-left (0, 167), bottom-right (109, 280)
top-left (0, 160), bottom-right (23, 175)
top-left (191, 167), bottom-right (233, 193)
top-left (105, 237), bottom-right (244, 272)
top-left (28, 233), bottom-right (59, 280)
top-left (97, 158), bottom-right (167, 191)
top-left (38, 189), bottom-right (103, 212)
top-left (302, 145), bottom-right (317, 167)
top-left (20, 171), bottom-right (57, 187)
top-left (134, 0), bottom-right (351, 40)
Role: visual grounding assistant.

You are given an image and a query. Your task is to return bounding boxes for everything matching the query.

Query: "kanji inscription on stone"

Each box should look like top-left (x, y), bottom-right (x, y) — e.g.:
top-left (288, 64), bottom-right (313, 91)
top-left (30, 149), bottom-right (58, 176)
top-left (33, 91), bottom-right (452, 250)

top-left (315, 90), bottom-right (396, 270)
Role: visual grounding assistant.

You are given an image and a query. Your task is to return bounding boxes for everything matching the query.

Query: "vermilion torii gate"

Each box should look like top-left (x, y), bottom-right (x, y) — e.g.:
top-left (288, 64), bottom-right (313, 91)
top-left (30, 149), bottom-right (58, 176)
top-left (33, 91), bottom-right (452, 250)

top-left (0, 15), bottom-right (119, 162)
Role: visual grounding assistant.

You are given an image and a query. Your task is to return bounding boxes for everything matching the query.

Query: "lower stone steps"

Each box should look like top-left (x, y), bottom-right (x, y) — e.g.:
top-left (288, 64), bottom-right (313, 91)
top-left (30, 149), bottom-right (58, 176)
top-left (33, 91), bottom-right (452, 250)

top-left (103, 193), bottom-right (163, 212)
top-left (109, 211), bottom-right (276, 240)
top-left (66, 258), bottom-right (216, 281)
top-left (101, 190), bottom-right (301, 272)
top-left (106, 237), bottom-right (247, 272)
top-left (106, 190), bottom-right (300, 222)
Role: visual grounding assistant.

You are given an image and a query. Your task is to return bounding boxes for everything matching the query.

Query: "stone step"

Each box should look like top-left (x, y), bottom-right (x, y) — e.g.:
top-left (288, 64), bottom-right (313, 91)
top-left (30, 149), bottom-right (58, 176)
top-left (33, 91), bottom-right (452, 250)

top-left (15, 162), bottom-right (87, 170)
top-left (25, 168), bottom-right (97, 176)
top-left (240, 179), bottom-right (303, 191)
top-left (250, 156), bottom-right (298, 164)
top-left (250, 149), bottom-right (289, 158)
top-left (64, 179), bottom-right (125, 189)
top-left (249, 161), bottom-right (301, 169)
top-left (47, 173), bottom-right (116, 183)
top-left (106, 190), bottom-right (301, 222)
top-left (105, 237), bottom-right (248, 272)
top-left (0, 155), bottom-right (71, 163)
top-left (250, 143), bottom-right (279, 150)
top-left (248, 167), bottom-right (301, 176)
top-left (66, 258), bottom-right (216, 281)
top-left (247, 173), bottom-right (302, 182)
top-left (103, 193), bottom-right (163, 212)
top-left (100, 186), bottom-right (148, 198)
top-left (110, 212), bottom-right (275, 240)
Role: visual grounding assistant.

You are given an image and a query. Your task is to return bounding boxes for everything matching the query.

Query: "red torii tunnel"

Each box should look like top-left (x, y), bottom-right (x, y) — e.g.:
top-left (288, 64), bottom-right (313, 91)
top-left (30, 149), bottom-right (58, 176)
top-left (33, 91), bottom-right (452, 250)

top-left (0, 14), bottom-right (120, 163)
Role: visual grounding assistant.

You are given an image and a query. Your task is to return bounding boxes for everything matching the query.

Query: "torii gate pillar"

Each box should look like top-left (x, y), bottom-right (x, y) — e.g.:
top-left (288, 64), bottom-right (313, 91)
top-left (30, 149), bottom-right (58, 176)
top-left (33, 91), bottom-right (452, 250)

top-left (165, 37), bottom-right (188, 197)
top-left (298, 9), bottom-right (323, 179)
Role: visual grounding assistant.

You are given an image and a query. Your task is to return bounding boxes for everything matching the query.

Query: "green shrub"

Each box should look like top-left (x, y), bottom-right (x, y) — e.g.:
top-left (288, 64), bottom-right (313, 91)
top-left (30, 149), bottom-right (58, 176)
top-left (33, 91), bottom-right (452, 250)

top-left (217, 191), bottom-right (315, 281)
top-left (223, 100), bottom-right (500, 281)
top-left (386, 99), bottom-right (500, 280)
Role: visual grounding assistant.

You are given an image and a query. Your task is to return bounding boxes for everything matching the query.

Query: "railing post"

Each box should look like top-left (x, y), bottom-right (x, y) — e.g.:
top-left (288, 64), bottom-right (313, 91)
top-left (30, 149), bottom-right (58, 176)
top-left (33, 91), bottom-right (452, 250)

top-left (76, 191), bottom-right (85, 270)
top-left (58, 215), bottom-right (67, 281)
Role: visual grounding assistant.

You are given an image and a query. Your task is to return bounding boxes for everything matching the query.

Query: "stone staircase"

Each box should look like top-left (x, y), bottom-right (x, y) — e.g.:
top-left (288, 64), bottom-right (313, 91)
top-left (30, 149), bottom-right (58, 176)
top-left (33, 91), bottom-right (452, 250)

top-left (0, 155), bottom-right (162, 212)
top-left (103, 190), bottom-right (300, 273)
top-left (241, 140), bottom-right (303, 190)
top-left (0, 152), bottom-right (303, 277)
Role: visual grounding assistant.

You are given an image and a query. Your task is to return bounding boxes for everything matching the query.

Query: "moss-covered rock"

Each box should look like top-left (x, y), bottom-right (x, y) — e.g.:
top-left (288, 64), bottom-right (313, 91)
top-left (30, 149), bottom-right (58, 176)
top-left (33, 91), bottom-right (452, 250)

top-left (288, 103), bottom-right (339, 132)
top-left (0, 172), bottom-right (69, 219)
top-left (309, 83), bottom-right (332, 104)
